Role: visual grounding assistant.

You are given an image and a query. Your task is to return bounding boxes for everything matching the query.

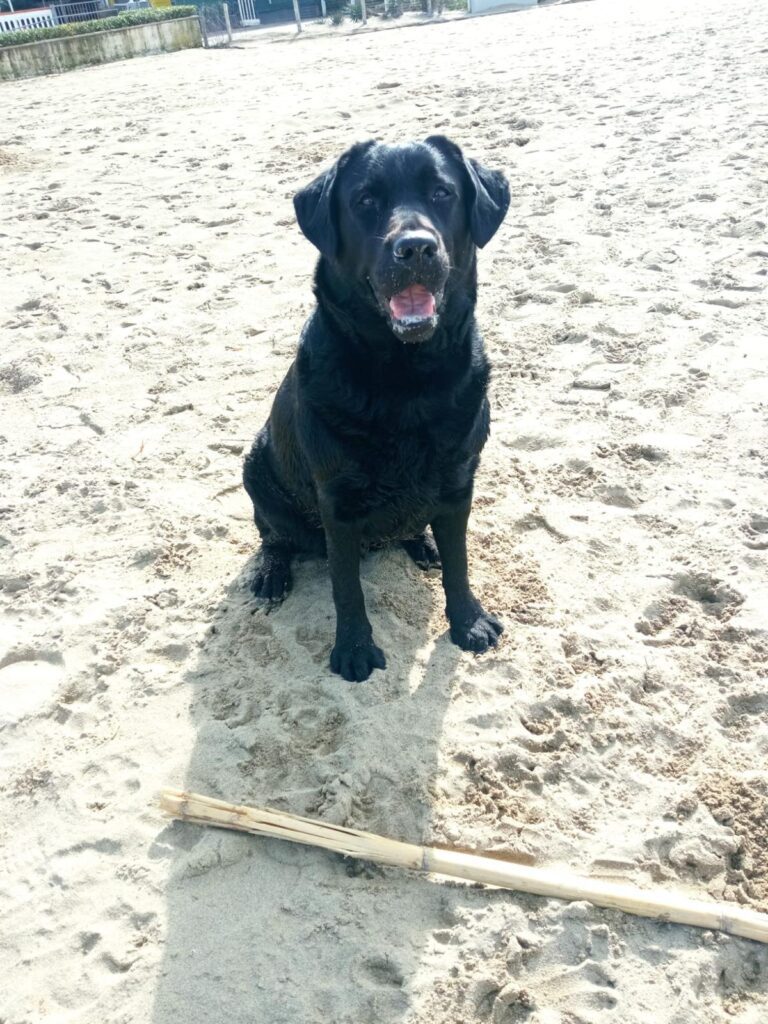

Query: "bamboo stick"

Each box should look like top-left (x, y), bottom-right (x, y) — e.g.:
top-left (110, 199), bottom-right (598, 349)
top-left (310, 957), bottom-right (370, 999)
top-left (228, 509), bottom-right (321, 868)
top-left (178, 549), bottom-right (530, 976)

top-left (157, 789), bottom-right (768, 945)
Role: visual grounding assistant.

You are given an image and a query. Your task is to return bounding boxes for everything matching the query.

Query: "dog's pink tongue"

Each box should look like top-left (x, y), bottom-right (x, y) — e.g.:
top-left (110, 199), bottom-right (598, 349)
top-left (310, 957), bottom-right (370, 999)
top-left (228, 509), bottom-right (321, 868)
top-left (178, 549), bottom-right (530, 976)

top-left (389, 285), bottom-right (436, 320)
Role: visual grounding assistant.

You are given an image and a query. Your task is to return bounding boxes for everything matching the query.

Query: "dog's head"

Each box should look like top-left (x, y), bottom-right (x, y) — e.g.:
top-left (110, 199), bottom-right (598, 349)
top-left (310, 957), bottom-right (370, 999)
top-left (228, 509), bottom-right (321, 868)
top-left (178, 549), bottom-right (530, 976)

top-left (293, 137), bottom-right (510, 344)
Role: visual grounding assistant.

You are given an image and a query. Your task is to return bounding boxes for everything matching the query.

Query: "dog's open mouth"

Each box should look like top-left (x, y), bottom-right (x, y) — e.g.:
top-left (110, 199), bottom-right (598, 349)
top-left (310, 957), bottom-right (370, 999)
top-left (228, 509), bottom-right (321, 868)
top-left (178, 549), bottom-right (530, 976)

top-left (387, 284), bottom-right (439, 341)
top-left (389, 285), bottom-right (436, 320)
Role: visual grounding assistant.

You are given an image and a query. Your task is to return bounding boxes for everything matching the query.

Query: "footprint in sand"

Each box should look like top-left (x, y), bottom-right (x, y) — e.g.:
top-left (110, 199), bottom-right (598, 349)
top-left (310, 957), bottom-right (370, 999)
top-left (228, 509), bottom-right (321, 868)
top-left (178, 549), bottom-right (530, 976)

top-left (0, 647), bottom-right (65, 727)
top-left (670, 571), bottom-right (744, 617)
top-left (742, 513), bottom-right (768, 550)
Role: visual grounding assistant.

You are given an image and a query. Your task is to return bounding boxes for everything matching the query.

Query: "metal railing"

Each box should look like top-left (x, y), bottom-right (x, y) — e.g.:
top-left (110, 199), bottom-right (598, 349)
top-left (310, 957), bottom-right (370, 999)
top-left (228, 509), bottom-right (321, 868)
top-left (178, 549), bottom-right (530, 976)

top-left (191, 0), bottom-right (467, 45)
top-left (50, 0), bottom-right (151, 23)
top-left (197, 1), bottom-right (232, 44)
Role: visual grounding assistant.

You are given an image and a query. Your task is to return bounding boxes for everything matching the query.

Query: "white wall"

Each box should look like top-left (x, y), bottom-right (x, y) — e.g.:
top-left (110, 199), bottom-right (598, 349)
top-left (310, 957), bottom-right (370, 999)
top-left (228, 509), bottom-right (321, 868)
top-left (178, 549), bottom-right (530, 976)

top-left (0, 7), bottom-right (56, 32)
top-left (469, 0), bottom-right (537, 13)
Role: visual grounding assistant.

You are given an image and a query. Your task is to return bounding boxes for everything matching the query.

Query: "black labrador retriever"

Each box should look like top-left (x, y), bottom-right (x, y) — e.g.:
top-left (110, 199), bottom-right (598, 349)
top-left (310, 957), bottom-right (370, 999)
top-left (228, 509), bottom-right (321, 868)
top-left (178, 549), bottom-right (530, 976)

top-left (243, 136), bottom-right (509, 681)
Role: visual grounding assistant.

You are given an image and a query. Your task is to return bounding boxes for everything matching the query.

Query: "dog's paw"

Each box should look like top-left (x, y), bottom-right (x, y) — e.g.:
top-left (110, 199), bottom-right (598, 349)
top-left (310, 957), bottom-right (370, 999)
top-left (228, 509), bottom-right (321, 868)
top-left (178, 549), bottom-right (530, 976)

top-left (401, 533), bottom-right (442, 571)
top-left (449, 608), bottom-right (503, 653)
top-left (250, 553), bottom-right (292, 609)
top-left (330, 639), bottom-right (386, 682)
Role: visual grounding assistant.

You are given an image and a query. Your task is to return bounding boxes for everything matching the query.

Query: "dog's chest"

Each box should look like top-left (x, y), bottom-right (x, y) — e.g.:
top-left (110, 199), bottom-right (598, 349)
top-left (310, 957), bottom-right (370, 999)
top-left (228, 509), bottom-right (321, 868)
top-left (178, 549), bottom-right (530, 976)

top-left (309, 346), bottom-right (489, 534)
top-left (331, 412), bottom-right (477, 537)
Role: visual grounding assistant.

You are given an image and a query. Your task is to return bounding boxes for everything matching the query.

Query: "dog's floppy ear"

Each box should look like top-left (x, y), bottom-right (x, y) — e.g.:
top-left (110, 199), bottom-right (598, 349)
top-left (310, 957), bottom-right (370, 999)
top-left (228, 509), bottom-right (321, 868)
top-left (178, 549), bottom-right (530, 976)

top-left (425, 135), bottom-right (510, 248)
top-left (293, 140), bottom-right (376, 259)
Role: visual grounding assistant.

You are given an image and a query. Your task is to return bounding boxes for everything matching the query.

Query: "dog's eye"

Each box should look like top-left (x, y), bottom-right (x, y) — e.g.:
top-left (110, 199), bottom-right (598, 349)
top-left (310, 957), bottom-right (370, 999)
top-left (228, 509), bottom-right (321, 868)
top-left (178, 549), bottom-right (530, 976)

top-left (433, 186), bottom-right (452, 201)
top-left (357, 193), bottom-right (376, 209)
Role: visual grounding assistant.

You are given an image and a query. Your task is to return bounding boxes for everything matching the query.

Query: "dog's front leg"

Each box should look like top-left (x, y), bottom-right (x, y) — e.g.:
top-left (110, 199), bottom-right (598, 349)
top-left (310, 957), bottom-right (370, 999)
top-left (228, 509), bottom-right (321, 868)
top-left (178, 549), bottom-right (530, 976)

top-left (432, 500), bottom-right (503, 654)
top-left (320, 509), bottom-right (386, 682)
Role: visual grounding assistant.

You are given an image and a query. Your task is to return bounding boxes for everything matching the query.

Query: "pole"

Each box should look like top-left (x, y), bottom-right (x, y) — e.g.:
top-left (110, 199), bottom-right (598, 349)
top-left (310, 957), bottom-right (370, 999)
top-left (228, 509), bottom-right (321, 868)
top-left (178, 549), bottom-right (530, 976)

top-left (292, 0), bottom-right (302, 32)
top-left (222, 1), bottom-right (232, 44)
top-left (360, 0), bottom-right (366, 24)
top-left (198, 8), bottom-right (209, 46)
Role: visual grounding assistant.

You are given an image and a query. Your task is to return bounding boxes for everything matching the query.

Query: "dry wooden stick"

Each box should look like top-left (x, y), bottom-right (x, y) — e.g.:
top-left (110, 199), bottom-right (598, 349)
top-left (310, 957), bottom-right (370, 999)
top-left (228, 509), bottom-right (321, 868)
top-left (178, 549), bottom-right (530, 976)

top-left (158, 789), bottom-right (768, 945)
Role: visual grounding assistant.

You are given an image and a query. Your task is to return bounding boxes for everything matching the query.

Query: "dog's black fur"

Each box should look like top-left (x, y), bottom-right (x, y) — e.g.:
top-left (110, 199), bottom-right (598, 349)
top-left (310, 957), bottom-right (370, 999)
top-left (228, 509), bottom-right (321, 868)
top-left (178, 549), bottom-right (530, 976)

top-left (243, 136), bottom-right (510, 681)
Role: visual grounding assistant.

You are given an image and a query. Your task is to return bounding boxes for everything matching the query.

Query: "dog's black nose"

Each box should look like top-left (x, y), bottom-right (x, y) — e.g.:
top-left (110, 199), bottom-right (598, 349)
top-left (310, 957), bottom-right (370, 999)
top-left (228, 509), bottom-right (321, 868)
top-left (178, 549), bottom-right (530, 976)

top-left (393, 231), bottom-right (438, 263)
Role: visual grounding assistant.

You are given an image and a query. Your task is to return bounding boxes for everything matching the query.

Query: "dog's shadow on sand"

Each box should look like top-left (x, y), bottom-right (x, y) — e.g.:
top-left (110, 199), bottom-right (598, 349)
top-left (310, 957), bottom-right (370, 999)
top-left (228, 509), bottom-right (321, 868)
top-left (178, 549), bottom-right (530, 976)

top-left (150, 545), bottom-right (464, 1023)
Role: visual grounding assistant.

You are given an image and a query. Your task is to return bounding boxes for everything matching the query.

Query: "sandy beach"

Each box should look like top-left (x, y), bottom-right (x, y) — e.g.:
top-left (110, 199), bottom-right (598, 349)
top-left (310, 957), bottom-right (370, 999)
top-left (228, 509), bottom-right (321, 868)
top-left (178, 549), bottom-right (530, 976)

top-left (1, 0), bottom-right (767, 1019)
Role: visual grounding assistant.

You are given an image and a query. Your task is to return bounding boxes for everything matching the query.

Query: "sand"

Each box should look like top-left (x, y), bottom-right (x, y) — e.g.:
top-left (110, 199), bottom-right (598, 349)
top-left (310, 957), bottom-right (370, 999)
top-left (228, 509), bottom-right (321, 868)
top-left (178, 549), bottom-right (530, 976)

top-left (1, 0), bottom-right (767, 1020)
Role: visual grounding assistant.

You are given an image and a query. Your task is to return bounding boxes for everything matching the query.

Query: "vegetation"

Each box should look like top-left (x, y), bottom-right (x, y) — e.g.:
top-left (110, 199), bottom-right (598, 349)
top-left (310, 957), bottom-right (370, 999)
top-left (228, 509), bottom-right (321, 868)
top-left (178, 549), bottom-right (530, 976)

top-left (0, 6), bottom-right (196, 49)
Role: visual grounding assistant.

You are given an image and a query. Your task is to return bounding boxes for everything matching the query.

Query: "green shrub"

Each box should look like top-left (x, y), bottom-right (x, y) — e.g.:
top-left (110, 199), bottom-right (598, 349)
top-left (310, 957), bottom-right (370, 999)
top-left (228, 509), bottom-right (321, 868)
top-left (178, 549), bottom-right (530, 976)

top-left (330, 9), bottom-right (344, 23)
top-left (347, 0), bottom-right (361, 19)
top-left (0, 6), bottom-right (197, 49)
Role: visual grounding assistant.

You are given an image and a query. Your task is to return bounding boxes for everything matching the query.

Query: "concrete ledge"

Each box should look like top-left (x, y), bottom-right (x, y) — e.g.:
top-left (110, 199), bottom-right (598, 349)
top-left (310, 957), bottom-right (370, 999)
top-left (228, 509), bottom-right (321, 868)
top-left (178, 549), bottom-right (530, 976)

top-left (0, 15), bottom-right (201, 81)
